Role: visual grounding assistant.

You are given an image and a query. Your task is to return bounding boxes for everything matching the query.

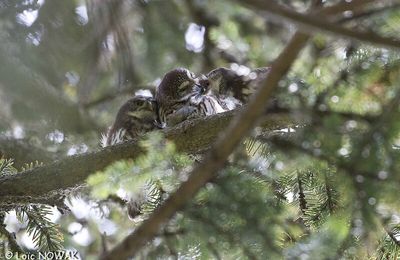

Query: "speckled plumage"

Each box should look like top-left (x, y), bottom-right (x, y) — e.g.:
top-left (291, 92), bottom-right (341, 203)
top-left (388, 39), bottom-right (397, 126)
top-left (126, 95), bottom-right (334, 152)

top-left (101, 95), bottom-right (159, 147)
top-left (206, 67), bottom-right (271, 104)
top-left (156, 68), bottom-right (227, 126)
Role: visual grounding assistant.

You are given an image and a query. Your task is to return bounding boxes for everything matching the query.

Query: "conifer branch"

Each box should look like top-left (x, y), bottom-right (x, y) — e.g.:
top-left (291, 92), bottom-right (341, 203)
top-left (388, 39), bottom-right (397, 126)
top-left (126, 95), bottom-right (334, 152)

top-left (189, 212), bottom-right (258, 260)
top-left (239, 0), bottom-right (400, 50)
top-left (0, 138), bottom-right (55, 169)
top-left (0, 111), bottom-right (295, 198)
top-left (297, 172), bottom-right (307, 215)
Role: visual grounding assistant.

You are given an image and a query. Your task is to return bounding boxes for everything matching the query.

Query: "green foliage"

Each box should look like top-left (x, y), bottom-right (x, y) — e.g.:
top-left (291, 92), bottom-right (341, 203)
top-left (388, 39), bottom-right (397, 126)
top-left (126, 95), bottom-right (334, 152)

top-left (21, 161), bottom-right (44, 172)
top-left (15, 205), bottom-right (63, 251)
top-left (285, 217), bottom-right (350, 259)
top-left (0, 158), bottom-right (17, 176)
top-left (88, 132), bottom-right (193, 215)
top-left (377, 225), bottom-right (400, 260)
top-left (140, 167), bottom-right (284, 259)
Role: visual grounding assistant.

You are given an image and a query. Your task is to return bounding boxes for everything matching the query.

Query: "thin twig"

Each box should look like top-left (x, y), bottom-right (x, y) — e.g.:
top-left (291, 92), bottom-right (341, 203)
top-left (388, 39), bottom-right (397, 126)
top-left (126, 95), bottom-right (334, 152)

top-left (239, 0), bottom-right (400, 50)
top-left (83, 84), bottom-right (155, 108)
top-left (338, 3), bottom-right (400, 23)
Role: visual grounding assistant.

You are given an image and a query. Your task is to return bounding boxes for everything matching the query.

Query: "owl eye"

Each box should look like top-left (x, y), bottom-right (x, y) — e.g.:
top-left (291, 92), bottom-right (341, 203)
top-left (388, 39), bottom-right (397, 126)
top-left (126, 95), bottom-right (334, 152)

top-left (178, 81), bottom-right (190, 91)
top-left (133, 99), bottom-right (144, 107)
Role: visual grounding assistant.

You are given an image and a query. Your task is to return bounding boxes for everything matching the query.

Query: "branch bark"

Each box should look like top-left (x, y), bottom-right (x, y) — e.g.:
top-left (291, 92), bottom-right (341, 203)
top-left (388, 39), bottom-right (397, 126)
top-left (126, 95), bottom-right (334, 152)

top-left (0, 138), bottom-right (56, 169)
top-left (0, 111), bottom-right (295, 198)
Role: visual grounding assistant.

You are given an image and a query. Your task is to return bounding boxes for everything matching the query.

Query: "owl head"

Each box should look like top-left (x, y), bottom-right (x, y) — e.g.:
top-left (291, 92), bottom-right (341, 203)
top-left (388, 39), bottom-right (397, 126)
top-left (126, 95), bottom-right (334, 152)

top-left (119, 95), bottom-right (158, 121)
top-left (206, 67), bottom-right (242, 97)
top-left (206, 67), bottom-right (270, 102)
top-left (103, 95), bottom-right (159, 147)
top-left (156, 68), bottom-right (208, 106)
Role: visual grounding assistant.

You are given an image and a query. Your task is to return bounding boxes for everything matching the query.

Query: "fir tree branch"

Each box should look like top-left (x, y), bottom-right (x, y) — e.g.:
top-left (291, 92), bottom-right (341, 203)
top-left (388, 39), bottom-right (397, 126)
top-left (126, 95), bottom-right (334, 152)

top-left (315, 0), bottom-right (376, 16)
top-left (324, 172), bottom-right (334, 214)
top-left (297, 172), bottom-right (307, 215)
top-left (189, 212), bottom-right (258, 260)
top-left (239, 0), bottom-right (400, 50)
top-left (83, 84), bottom-right (156, 109)
top-left (0, 195), bottom-right (67, 211)
top-left (0, 111), bottom-right (295, 198)
top-left (338, 3), bottom-right (400, 23)
top-left (0, 138), bottom-right (55, 169)
top-left (266, 136), bottom-right (380, 181)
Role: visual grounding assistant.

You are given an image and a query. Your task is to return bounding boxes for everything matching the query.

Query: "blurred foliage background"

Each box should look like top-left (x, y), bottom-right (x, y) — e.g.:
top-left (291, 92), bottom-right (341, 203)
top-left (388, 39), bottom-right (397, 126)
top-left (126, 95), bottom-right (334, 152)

top-left (1, 0), bottom-right (400, 259)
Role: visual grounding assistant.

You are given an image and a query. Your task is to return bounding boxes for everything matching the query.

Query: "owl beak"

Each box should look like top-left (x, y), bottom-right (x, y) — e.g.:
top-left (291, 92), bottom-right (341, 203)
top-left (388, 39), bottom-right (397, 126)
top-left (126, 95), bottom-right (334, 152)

top-left (194, 76), bottom-right (210, 94)
top-left (195, 83), bottom-right (206, 94)
top-left (149, 100), bottom-right (157, 111)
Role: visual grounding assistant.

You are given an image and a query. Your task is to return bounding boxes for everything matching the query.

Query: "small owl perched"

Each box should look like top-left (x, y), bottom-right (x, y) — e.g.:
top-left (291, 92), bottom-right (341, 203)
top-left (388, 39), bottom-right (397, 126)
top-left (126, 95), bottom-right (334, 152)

top-left (101, 95), bottom-right (160, 219)
top-left (101, 95), bottom-right (159, 147)
top-left (206, 67), bottom-right (270, 104)
top-left (156, 68), bottom-right (226, 127)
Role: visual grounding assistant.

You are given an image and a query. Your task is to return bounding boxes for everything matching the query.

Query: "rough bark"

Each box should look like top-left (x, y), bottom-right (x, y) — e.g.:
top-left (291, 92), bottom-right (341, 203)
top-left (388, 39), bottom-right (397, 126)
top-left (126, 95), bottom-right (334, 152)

top-left (0, 110), bottom-right (296, 198)
top-left (0, 138), bottom-right (56, 169)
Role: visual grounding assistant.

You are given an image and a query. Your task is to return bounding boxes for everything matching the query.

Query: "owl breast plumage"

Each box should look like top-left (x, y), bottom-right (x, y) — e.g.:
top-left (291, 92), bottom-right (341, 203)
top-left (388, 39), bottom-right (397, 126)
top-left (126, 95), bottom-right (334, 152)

top-left (101, 95), bottom-right (159, 147)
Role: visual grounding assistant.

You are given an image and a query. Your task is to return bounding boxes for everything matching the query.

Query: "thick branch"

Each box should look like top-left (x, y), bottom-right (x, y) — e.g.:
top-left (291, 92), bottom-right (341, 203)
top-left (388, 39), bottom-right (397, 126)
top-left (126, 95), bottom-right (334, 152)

top-left (0, 111), bottom-right (295, 198)
top-left (0, 138), bottom-right (55, 169)
top-left (239, 0), bottom-right (400, 50)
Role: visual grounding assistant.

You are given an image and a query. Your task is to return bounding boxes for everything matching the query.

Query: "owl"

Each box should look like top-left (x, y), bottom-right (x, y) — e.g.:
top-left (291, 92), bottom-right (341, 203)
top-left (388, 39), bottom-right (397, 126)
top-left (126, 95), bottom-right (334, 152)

top-left (101, 95), bottom-right (159, 147)
top-left (156, 68), bottom-right (227, 126)
top-left (206, 67), bottom-right (271, 104)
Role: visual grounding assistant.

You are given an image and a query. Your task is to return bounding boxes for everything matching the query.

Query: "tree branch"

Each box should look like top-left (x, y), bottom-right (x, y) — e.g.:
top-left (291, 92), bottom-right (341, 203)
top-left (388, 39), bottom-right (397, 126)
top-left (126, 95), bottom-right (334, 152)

top-left (100, 29), bottom-right (310, 260)
top-left (0, 110), bottom-right (295, 198)
top-left (338, 3), bottom-right (400, 23)
top-left (239, 0), bottom-right (400, 50)
top-left (0, 138), bottom-right (55, 169)
top-left (83, 84), bottom-right (156, 109)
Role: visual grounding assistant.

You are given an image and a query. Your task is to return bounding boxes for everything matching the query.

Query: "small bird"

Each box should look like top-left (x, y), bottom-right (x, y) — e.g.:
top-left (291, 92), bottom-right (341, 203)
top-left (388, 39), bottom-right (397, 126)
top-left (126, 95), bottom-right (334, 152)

top-left (101, 95), bottom-right (159, 147)
top-left (156, 68), bottom-right (226, 126)
top-left (206, 66), bottom-right (270, 104)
